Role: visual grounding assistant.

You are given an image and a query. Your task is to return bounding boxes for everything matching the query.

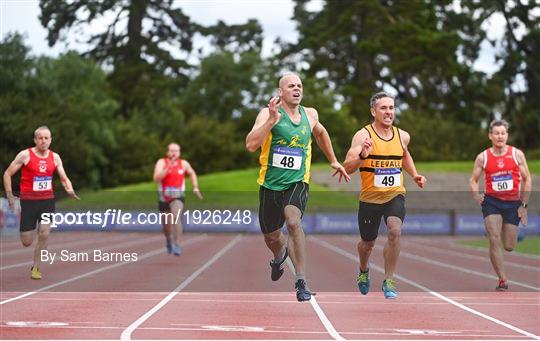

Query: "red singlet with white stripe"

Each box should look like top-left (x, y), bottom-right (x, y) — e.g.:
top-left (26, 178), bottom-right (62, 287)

top-left (20, 148), bottom-right (56, 200)
top-left (159, 158), bottom-right (186, 203)
top-left (483, 146), bottom-right (520, 201)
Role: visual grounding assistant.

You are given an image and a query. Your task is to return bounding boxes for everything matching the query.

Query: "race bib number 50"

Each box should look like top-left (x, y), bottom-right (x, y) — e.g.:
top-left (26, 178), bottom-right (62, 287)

top-left (374, 168), bottom-right (401, 188)
top-left (491, 174), bottom-right (513, 191)
top-left (33, 176), bottom-right (52, 191)
top-left (272, 146), bottom-right (302, 170)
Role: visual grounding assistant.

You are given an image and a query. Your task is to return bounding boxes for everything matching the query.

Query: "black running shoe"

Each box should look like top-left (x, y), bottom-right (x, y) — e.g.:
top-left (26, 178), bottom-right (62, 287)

top-left (295, 279), bottom-right (315, 302)
top-left (270, 247), bottom-right (288, 281)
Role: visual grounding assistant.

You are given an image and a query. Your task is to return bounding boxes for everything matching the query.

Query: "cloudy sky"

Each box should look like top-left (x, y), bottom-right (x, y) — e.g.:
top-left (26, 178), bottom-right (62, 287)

top-left (1, 0), bottom-right (503, 74)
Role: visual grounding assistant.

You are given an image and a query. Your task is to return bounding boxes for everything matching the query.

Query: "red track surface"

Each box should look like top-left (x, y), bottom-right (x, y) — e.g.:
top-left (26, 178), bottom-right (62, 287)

top-left (1, 231), bottom-right (539, 340)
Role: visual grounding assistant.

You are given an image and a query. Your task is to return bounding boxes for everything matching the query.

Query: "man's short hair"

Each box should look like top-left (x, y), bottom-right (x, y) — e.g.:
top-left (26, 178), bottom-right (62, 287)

top-left (370, 92), bottom-right (395, 108)
top-left (34, 126), bottom-right (51, 138)
top-left (489, 119), bottom-right (509, 133)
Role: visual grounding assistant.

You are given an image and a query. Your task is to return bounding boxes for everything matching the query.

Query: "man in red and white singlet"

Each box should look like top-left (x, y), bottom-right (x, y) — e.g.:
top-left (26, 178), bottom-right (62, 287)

top-left (470, 119), bottom-right (532, 291)
top-left (3, 126), bottom-right (79, 280)
top-left (153, 143), bottom-right (202, 256)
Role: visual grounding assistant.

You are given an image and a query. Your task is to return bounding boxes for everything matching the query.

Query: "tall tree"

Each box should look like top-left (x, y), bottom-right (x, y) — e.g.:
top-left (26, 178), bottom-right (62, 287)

top-left (284, 0), bottom-right (491, 125)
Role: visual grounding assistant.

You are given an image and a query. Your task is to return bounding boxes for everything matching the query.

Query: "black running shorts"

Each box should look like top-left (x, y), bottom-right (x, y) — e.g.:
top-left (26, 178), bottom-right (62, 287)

top-left (258, 181), bottom-right (309, 234)
top-left (357, 194), bottom-right (405, 242)
top-left (20, 199), bottom-right (55, 232)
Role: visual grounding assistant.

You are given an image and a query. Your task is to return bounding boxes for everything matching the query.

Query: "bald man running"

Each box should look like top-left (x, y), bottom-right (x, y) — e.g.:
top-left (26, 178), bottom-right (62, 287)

top-left (3, 126), bottom-right (79, 279)
top-left (153, 143), bottom-right (202, 256)
top-left (246, 73), bottom-right (350, 302)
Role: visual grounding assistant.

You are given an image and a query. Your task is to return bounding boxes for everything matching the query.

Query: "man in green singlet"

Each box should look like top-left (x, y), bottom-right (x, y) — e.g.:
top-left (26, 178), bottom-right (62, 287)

top-left (246, 73), bottom-right (350, 302)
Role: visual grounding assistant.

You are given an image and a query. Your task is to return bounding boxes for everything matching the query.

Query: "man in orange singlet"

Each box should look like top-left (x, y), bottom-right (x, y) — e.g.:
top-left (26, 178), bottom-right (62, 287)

top-left (343, 92), bottom-right (426, 299)
top-left (3, 126), bottom-right (79, 279)
top-left (153, 143), bottom-right (202, 256)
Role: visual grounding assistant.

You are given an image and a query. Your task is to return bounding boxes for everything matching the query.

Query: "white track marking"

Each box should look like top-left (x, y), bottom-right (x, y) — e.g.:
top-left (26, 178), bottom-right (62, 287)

top-left (0, 235), bottom-right (163, 270)
top-left (404, 240), bottom-right (539, 271)
top-left (0, 235), bottom-right (208, 306)
top-left (120, 234), bottom-right (242, 340)
top-left (285, 259), bottom-right (345, 340)
top-left (343, 236), bottom-right (540, 291)
top-left (0, 234), bottom-right (128, 257)
top-left (310, 236), bottom-right (540, 340)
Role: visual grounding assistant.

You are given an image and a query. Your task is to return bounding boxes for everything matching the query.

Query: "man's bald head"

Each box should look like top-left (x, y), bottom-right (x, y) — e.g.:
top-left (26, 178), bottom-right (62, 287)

top-left (34, 126), bottom-right (51, 138)
top-left (278, 73), bottom-right (302, 89)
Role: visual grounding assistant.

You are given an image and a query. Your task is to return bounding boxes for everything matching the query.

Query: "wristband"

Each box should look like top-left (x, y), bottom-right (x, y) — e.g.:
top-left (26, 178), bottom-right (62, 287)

top-left (521, 202), bottom-right (528, 208)
top-left (359, 153), bottom-right (368, 160)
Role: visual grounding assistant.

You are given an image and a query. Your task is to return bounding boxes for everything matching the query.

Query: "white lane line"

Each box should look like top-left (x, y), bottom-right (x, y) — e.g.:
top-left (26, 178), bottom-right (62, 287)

top-left (285, 259), bottom-right (345, 340)
top-left (0, 234), bottom-right (128, 257)
top-left (0, 235), bottom-right (163, 270)
top-left (404, 240), bottom-right (539, 271)
top-left (443, 240), bottom-right (540, 261)
top-left (344, 237), bottom-right (540, 291)
top-left (310, 236), bottom-right (540, 340)
top-left (0, 235), bottom-right (208, 306)
top-left (120, 234), bottom-right (242, 340)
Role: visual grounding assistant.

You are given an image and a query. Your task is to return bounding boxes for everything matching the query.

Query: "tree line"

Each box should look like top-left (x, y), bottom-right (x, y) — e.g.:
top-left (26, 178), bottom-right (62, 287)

top-left (1, 0), bottom-right (538, 190)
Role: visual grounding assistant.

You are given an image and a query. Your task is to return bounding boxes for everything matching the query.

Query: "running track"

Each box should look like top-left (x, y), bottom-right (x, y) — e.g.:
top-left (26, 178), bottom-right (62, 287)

top-left (1, 231), bottom-right (539, 339)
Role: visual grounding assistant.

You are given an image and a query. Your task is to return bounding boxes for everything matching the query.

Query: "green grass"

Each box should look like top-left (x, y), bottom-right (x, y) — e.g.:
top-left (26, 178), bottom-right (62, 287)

top-left (312, 160), bottom-right (539, 173)
top-left (59, 160), bottom-right (538, 211)
top-left (457, 237), bottom-right (540, 255)
top-left (58, 167), bottom-right (357, 211)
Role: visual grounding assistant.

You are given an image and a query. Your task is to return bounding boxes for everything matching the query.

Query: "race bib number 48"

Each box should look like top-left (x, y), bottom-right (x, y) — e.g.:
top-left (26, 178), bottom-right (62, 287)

top-left (491, 174), bottom-right (513, 191)
top-left (272, 146), bottom-right (302, 170)
top-left (33, 176), bottom-right (52, 191)
top-left (374, 168), bottom-right (401, 188)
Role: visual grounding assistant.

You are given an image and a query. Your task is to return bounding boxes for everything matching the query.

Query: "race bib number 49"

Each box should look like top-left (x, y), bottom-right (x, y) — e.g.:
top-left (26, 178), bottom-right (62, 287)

top-left (374, 168), bottom-right (401, 188)
top-left (491, 174), bottom-right (513, 191)
top-left (272, 146), bottom-right (302, 170)
top-left (33, 176), bottom-right (52, 191)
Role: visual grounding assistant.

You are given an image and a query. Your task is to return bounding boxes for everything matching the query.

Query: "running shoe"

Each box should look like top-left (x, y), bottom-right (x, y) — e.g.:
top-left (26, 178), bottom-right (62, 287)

top-left (30, 266), bottom-right (42, 280)
top-left (496, 279), bottom-right (508, 291)
top-left (166, 238), bottom-right (172, 254)
top-left (357, 269), bottom-right (370, 295)
top-left (270, 247), bottom-right (288, 281)
top-left (295, 279), bottom-right (315, 302)
top-left (172, 244), bottom-right (182, 256)
top-left (382, 279), bottom-right (398, 299)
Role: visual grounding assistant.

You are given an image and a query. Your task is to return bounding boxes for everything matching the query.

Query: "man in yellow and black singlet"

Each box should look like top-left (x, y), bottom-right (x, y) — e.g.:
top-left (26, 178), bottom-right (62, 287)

top-left (246, 73), bottom-right (350, 302)
top-left (343, 92), bottom-right (426, 299)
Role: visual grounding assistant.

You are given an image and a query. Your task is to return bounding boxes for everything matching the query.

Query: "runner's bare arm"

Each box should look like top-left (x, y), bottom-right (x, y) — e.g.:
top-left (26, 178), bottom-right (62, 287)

top-left (246, 97), bottom-right (281, 152)
top-left (54, 153), bottom-right (80, 200)
top-left (183, 160), bottom-right (203, 199)
top-left (3, 151), bottom-right (29, 209)
top-left (343, 129), bottom-right (370, 174)
top-left (153, 158), bottom-right (168, 182)
top-left (311, 112), bottom-right (350, 182)
top-left (516, 149), bottom-right (531, 225)
top-left (469, 152), bottom-right (485, 205)
top-left (400, 130), bottom-right (426, 188)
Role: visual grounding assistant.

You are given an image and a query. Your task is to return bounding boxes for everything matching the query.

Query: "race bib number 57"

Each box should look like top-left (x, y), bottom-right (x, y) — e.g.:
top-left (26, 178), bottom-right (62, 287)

top-left (33, 176), bottom-right (52, 191)
top-left (374, 168), bottom-right (401, 188)
top-left (272, 146), bottom-right (302, 170)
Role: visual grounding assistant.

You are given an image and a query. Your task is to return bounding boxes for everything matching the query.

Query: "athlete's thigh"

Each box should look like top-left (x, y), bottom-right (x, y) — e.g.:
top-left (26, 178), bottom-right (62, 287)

top-left (501, 223), bottom-right (518, 250)
top-left (259, 186), bottom-right (285, 234)
top-left (358, 201), bottom-right (383, 242)
top-left (484, 214), bottom-right (503, 236)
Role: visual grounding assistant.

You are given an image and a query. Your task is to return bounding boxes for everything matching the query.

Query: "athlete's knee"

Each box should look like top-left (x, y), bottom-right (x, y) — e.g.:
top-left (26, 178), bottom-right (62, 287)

top-left (387, 228), bottom-right (401, 242)
top-left (359, 239), bottom-right (375, 250)
top-left (38, 228), bottom-right (50, 239)
top-left (285, 216), bottom-right (302, 232)
top-left (488, 233), bottom-right (501, 244)
top-left (21, 239), bottom-right (33, 247)
top-left (264, 232), bottom-right (281, 245)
